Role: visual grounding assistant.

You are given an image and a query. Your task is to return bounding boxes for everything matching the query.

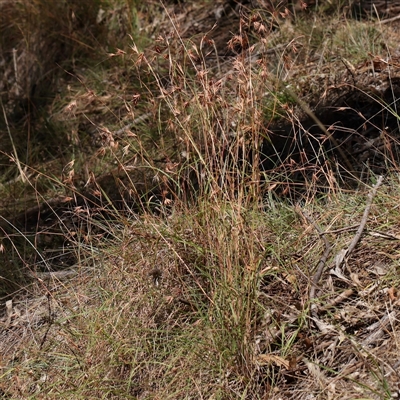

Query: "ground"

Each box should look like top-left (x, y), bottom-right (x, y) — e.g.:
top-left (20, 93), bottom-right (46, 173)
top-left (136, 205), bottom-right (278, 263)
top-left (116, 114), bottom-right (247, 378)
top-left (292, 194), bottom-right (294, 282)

top-left (1, 0), bottom-right (400, 398)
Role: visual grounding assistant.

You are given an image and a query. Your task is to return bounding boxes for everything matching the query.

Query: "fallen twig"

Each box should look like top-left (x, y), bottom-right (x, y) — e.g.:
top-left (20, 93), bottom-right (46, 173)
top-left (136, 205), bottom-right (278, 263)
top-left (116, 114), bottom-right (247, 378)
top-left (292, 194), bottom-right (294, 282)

top-left (362, 310), bottom-right (398, 346)
top-left (334, 175), bottom-right (384, 270)
top-left (378, 14), bottom-right (400, 24)
top-left (319, 288), bottom-right (354, 312)
top-left (113, 112), bottom-right (152, 137)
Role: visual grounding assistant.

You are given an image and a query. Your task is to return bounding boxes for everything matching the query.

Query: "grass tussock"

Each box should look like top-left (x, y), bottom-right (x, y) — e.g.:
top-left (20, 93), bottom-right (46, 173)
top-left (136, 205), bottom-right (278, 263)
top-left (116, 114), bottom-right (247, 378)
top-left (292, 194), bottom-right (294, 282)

top-left (3, 185), bottom-right (400, 399)
top-left (2, 0), bottom-right (400, 399)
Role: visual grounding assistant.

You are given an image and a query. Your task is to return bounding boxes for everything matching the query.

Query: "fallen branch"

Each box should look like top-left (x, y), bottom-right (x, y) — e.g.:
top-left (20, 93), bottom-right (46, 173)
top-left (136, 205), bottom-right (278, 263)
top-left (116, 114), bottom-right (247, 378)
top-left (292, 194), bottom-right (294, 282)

top-left (362, 310), bottom-right (397, 346)
top-left (297, 176), bottom-right (384, 332)
top-left (334, 175), bottom-right (384, 270)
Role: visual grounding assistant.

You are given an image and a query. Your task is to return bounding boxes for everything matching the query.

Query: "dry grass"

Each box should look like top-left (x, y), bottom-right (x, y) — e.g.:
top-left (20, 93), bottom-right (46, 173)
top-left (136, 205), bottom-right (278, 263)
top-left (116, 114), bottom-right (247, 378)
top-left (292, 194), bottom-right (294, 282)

top-left (3, 182), bottom-right (400, 399)
top-left (2, 0), bottom-right (400, 399)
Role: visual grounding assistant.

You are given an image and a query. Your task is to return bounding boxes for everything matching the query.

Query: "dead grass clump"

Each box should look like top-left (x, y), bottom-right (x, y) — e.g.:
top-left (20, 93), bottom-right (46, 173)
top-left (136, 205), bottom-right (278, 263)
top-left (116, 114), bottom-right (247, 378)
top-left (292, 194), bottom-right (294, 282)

top-left (3, 179), bottom-right (400, 398)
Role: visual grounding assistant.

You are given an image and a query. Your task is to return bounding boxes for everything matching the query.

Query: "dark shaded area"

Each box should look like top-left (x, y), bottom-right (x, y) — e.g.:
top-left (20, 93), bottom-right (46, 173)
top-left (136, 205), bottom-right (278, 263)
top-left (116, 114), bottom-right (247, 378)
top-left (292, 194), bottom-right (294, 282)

top-left (260, 84), bottom-right (400, 195)
top-left (0, 0), bottom-right (135, 174)
top-left (0, 165), bottom-right (168, 298)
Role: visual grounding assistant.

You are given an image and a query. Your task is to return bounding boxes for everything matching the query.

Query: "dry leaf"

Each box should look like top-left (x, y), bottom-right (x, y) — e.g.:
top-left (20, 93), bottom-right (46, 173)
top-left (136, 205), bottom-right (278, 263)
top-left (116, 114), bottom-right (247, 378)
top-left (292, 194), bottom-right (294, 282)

top-left (388, 286), bottom-right (397, 301)
top-left (256, 354), bottom-right (290, 369)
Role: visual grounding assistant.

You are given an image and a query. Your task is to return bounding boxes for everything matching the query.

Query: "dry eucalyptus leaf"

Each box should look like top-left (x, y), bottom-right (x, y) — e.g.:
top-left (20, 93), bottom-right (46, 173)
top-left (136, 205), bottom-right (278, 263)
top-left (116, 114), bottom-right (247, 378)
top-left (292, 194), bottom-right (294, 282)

top-left (256, 354), bottom-right (290, 369)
